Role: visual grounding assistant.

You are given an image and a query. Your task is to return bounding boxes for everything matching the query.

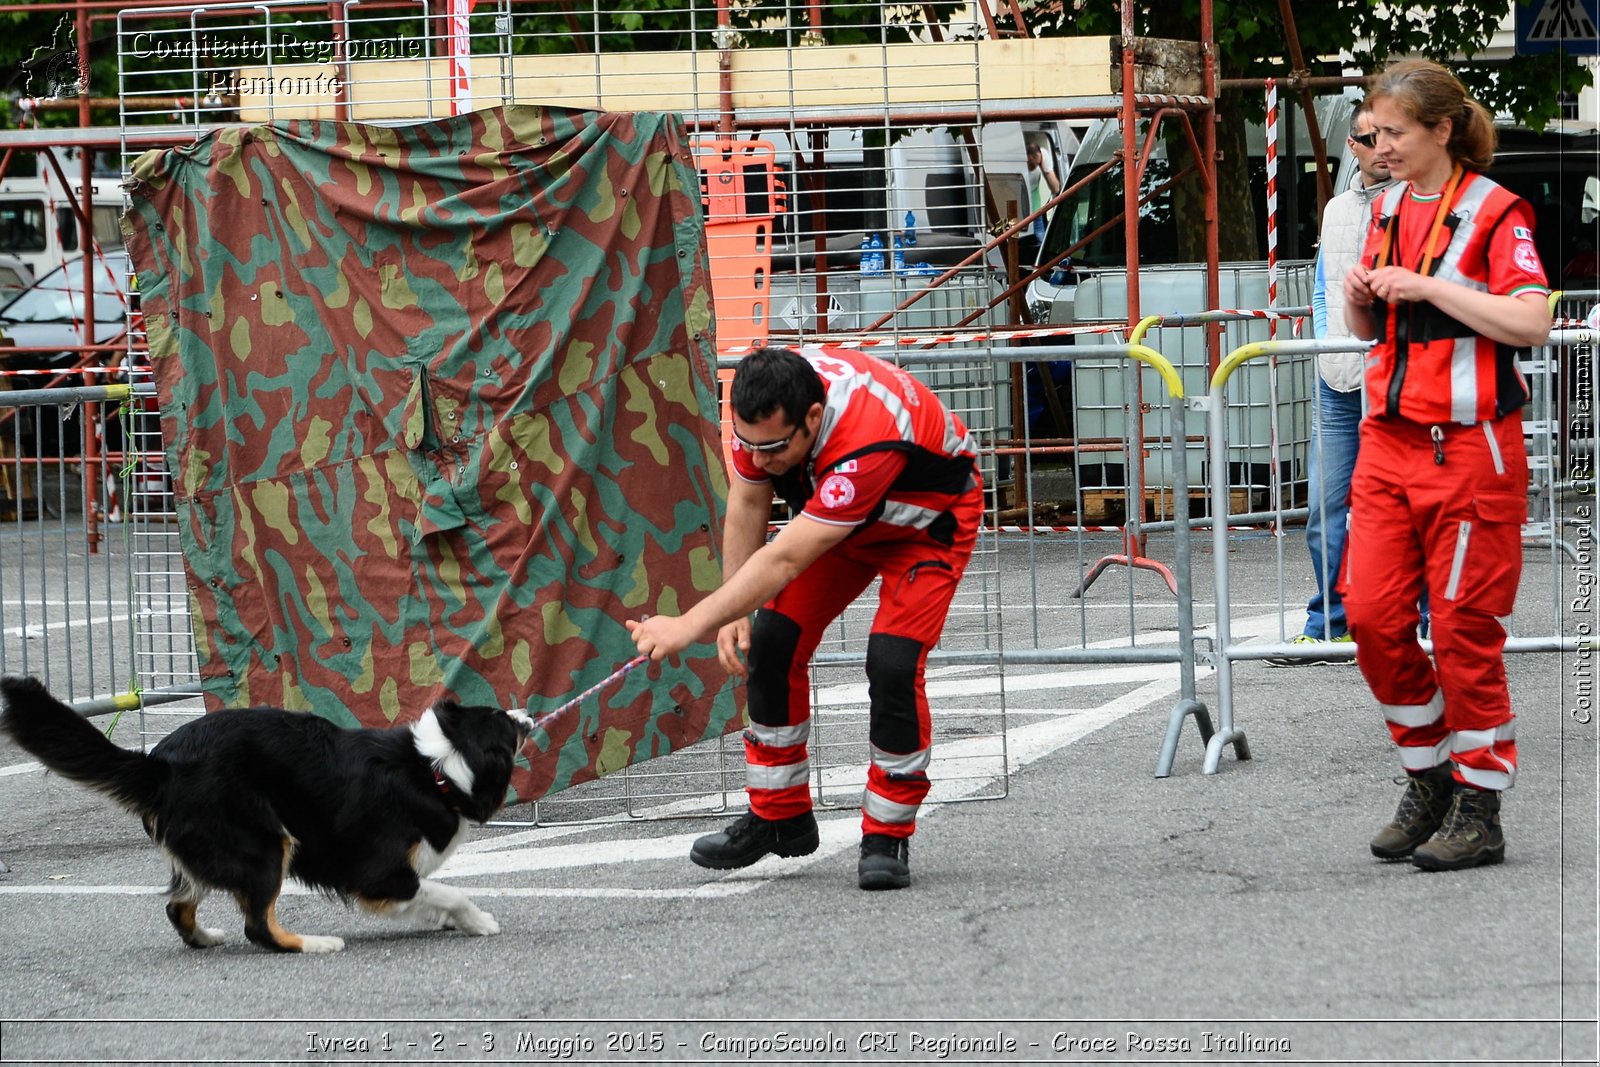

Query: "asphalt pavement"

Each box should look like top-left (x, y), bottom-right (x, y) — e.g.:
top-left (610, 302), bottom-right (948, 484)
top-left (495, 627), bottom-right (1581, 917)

top-left (0, 530), bottom-right (1594, 1066)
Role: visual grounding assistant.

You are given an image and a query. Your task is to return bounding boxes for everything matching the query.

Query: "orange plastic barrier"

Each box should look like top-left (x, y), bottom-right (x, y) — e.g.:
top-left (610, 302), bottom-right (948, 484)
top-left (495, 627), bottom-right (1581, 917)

top-left (695, 139), bottom-right (787, 465)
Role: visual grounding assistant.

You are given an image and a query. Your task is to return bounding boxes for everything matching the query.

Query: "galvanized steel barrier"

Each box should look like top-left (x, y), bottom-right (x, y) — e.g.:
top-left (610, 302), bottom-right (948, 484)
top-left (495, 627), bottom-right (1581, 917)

top-left (4, 320), bottom-right (1592, 805)
top-left (1199, 327), bottom-right (1597, 775)
top-left (0, 382), bottom-right (140, 710)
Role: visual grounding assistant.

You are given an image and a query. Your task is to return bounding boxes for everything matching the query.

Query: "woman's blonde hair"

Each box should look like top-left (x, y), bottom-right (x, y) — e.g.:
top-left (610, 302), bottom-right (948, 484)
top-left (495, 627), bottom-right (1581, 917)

top-left (1367, 58), bottom-right (1497, 171)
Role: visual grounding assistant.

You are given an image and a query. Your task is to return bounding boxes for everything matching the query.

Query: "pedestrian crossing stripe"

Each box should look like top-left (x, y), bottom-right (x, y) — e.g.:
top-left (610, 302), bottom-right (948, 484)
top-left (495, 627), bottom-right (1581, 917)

top-left (1528, 0), bottom-right (1599, 42)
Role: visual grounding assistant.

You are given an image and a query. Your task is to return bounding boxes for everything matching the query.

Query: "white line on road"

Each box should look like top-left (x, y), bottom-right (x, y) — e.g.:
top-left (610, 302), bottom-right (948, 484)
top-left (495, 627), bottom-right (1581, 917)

top-left (3, 612), bottom-right (133, 639)
top-left (0, 613), bottom-right (1286, 900)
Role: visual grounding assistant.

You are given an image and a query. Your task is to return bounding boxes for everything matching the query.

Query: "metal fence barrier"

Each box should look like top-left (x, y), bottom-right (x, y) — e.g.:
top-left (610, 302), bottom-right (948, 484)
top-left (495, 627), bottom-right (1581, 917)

top-left (1198, 329), bottom-right (1596, 774)
top-left (2, 320), bottom-right (1591, 816)
top-left (0, 382), bottom-right (140, 708)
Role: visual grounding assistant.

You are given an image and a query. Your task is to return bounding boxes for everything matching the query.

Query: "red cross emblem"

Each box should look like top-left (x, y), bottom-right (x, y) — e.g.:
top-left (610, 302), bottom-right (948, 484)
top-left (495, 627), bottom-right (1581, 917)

top-left (814, 357), bottom-right (849, 380)
top-left (820, 474), bottom-right (856, 509)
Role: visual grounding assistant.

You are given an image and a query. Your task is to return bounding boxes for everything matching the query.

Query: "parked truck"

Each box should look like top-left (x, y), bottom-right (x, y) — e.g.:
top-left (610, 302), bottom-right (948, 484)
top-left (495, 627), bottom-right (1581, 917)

top-left (0, 146), bottom-right (127, 281)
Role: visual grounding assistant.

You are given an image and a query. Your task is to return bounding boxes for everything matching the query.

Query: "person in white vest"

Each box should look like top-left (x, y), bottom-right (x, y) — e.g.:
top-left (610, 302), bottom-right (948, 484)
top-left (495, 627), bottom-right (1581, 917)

top-left (1268, 101), bottom-right (1402, 666)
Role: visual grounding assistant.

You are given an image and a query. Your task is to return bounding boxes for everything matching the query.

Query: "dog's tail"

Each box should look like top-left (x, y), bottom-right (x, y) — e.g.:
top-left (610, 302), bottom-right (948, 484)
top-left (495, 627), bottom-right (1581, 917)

top-left (0, 675), bottom-right (163, 816)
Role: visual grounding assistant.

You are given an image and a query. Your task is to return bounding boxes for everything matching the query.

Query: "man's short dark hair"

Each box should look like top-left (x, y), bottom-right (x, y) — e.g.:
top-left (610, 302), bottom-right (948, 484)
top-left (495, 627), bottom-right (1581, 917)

top-left (729, 347), bottom-right (825, 427)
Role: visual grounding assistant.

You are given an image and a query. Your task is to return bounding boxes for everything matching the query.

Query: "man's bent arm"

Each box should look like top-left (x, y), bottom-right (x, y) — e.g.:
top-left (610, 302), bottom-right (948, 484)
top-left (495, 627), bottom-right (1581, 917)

top-left (629, 513), bottom-right (852, 661)
top-left (719, 476), bottom-right (774, 586)
top-left (679, 514), bottom-right (851, 639)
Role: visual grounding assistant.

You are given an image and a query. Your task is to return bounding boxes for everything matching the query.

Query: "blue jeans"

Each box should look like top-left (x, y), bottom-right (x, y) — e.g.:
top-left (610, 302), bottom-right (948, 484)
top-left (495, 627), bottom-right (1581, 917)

top-left (1304, 378), bottom-right (1362, 639)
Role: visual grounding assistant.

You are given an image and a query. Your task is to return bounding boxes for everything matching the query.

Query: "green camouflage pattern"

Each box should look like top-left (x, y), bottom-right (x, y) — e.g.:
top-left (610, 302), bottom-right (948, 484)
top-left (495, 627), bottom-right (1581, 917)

top-left (122, 104), bottom-right (741, 803)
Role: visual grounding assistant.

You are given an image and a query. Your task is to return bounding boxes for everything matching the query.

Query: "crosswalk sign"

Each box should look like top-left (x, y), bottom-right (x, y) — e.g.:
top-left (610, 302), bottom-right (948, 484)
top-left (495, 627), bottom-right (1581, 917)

top-left (1516, 0), bottom-right (1600, 55)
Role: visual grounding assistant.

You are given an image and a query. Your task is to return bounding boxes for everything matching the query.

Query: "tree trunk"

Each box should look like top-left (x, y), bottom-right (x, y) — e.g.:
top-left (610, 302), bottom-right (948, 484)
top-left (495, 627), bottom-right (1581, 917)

top-left (1167, 96), bottom-right (1256, 263)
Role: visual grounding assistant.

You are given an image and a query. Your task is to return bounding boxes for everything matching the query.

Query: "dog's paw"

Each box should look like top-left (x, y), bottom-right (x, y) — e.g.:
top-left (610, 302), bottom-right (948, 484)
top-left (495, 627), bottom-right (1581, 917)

top-left (191, 927), bottom-right (226, 947)
top-left (297, 935), bottom-right (345, 954)
top-left (453, 907), bottom-right (499, 937)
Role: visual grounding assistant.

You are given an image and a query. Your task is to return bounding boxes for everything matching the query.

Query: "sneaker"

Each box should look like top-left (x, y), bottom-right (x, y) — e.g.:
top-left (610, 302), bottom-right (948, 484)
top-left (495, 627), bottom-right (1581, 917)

top-left (1412, 788), bottom-right (1505, 871)
top-left (857, 833), bottom-right (911, 890)
top-left (1370, 765), bottom-right (1456, 860)
top-left (1265, 632), bottom-right (1354, 667)
top-left (689, 810), bottom-right (819, 870)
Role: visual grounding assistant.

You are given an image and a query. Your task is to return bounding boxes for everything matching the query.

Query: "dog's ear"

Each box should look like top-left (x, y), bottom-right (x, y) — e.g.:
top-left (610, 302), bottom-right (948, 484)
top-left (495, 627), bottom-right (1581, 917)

top-left (431, 699), bottom-right (466, 725)
top-left (428, 700), bottom-right (481, 748)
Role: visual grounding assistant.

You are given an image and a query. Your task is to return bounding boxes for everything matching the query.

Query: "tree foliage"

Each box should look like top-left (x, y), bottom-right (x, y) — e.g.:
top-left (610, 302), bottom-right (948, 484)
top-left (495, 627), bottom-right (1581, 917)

top-left (2, 1), bottom-right (1587, 261)
top-left (1046, 0), bottom-right (1587, 128)
top-left (1034, 0), bottom-right (1591, 260)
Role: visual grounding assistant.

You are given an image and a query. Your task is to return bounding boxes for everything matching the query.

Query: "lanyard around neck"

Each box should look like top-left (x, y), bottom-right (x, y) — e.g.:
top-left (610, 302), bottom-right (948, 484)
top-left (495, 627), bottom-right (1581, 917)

top-left (1374, 164), bottom-right (1465, 278)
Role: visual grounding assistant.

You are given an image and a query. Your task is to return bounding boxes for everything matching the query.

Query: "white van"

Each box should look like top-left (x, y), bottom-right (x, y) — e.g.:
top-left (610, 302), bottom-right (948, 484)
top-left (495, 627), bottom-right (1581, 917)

top-left (0, 147), bottom-right (127, 281)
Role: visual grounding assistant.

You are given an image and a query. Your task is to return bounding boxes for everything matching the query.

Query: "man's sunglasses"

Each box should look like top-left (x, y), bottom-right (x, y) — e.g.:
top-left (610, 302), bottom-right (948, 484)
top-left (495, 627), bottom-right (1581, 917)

top-left (1350, 131), bottom-right (1378, 149)
top-left (733, 426), bottom-right (800, 453)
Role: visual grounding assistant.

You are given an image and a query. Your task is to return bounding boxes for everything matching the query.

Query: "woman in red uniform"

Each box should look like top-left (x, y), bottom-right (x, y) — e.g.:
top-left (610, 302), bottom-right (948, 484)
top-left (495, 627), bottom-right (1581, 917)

top-left (1342, 59), bottom-right (1551, 871)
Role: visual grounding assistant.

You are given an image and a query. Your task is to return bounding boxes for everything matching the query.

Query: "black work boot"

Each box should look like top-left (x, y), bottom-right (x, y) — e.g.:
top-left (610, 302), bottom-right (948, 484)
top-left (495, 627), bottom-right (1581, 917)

top-left (1370, 764), bottom-right (1456, 860)
top-left (689, 810), bottom-right (819, 870)
top-left (857, 833), bottom-right (911, 890)
top-left (1412, 787), bottom-right (1505, 871)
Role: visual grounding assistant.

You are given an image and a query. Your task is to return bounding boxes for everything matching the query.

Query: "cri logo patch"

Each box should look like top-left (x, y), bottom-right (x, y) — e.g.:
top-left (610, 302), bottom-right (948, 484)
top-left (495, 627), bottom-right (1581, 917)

top-left (1513, 241), bottom-right (1541, 275)
top-left (820, 474), bottom-right (856, 509)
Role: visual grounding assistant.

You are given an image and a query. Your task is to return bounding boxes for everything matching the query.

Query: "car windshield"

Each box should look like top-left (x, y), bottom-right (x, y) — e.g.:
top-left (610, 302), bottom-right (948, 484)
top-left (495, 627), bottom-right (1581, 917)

top-left (0, 255), bottom-right (129, 324)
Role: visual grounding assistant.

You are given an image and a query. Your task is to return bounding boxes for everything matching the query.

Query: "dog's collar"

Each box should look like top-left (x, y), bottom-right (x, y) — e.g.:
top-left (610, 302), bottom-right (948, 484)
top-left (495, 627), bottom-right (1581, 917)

top-left (433, 770), bottom-right (466, 813)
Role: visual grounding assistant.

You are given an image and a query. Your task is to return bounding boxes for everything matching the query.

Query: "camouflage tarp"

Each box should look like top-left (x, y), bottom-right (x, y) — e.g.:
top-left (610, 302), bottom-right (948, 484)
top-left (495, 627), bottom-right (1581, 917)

top-left (122, 104), bottom-right (741, 803)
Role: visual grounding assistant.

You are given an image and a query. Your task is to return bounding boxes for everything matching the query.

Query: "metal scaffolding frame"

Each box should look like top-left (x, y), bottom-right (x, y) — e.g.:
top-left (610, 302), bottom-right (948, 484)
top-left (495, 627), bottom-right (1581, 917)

top-left (0, 2), bottom-right (1223, 749)
top-left (1, 0), bottom-right (1223, 344)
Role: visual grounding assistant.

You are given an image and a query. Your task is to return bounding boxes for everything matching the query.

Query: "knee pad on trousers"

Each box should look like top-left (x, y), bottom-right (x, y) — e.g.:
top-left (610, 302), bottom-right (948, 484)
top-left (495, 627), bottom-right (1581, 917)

top-left (746, 608), bottom-right (802, 727)
top-left (866, 632), bottom-right (924, 754)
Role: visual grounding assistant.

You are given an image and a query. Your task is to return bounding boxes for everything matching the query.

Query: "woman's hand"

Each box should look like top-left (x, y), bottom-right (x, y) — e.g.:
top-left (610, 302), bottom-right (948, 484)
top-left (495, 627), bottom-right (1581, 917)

top-left (1365, 265), bottom-right (1430, 304)
top-left (1344, 264), bottom-right (1377, 308)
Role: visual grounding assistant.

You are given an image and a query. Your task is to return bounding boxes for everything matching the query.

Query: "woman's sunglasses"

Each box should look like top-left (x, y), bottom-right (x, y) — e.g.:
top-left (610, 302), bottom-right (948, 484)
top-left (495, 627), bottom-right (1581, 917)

top-left (1350, 131), bottom-right (1378, 149)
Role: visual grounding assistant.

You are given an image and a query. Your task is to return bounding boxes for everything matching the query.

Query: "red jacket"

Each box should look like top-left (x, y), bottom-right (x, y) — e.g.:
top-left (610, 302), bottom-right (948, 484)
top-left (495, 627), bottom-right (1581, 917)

top-left (1361, 171), bottom-right (1549, 425)
top-left (729, 347), bottom-right (981, 547)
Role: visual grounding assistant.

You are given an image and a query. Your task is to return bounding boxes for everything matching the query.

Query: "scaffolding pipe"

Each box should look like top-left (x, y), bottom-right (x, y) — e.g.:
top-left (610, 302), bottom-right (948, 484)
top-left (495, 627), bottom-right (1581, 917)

top-left (1275, 0), bottom-right (1333, 211)
top-left (714, 0), bottom-right (735, 138)
top-left (1201, 0), bottom-right (1222, 374)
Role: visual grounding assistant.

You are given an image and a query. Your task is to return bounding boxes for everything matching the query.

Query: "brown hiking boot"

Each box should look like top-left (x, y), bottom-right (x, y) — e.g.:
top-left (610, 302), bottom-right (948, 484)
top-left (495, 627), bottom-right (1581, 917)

top-left (1412, 788), bottom-right (1505, 871)
top-left (1369, 765), bottom-right (1455, 860)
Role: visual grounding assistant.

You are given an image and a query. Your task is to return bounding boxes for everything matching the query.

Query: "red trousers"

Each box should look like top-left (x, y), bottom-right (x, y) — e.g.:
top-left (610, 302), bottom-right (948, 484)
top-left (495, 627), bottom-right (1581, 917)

top-left (1340, 415), bottom-right (1524, 791)
top-left (742, 494), bottom-right (981, 837)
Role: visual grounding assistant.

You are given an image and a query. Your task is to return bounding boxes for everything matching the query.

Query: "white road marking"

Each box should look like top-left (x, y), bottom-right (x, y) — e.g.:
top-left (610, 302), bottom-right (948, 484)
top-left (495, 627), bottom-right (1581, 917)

top-left (2, 612), bottom-right (132, 639)
top-left (0, 614), bottom-right (1288, 900)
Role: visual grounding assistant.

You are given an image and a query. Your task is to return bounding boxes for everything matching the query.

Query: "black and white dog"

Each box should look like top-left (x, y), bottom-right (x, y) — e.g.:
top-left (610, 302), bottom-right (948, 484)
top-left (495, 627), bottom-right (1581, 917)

top-left (0, 675), bottom-right (533, 954)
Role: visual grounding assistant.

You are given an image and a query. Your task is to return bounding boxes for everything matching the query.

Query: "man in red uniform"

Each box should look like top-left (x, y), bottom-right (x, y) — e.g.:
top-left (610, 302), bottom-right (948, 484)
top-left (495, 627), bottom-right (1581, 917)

top-left (628, 345), bottom-right (982, 889)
